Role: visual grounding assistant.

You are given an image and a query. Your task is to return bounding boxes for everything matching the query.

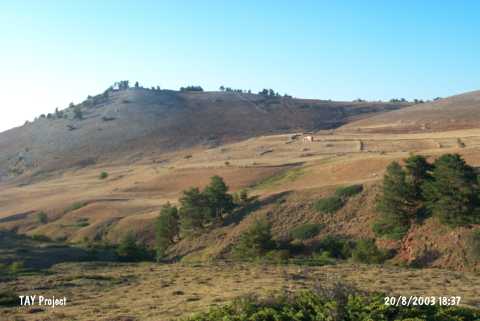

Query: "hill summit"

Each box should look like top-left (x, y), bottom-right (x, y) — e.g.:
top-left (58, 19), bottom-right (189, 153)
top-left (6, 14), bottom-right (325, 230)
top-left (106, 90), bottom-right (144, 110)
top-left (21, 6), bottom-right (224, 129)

top-left (340, 90), bottom-right (480, 133)
top-left (0, 86), bottom-right (407, 181)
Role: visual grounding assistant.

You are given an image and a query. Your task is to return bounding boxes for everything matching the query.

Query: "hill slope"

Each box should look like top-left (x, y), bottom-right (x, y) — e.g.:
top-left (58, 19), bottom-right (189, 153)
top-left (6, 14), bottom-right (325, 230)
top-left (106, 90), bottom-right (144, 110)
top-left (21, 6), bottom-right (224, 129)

top-left (0, 88), bottom-right (407, 181)
top-left (339, 90), bottom-right (480, 133)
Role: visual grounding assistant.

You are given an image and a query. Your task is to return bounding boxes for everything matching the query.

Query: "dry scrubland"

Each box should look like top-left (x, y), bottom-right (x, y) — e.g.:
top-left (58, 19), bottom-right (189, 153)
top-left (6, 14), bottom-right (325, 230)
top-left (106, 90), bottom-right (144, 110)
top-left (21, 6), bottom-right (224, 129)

top-left (2, 126), bottom-right (480, 319)
top-left (2, 262), bottom-right (480, 321)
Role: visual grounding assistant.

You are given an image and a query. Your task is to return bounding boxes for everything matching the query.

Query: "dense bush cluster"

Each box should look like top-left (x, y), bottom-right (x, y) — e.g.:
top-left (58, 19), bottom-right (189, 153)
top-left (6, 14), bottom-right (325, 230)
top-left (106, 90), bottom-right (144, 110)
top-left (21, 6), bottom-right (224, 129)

top-left (375, 154), bottom-right (480, 239)
top-left (232, 219), bottom-right (387, 265)
top-left (182, 288), bottom-right (480, 321)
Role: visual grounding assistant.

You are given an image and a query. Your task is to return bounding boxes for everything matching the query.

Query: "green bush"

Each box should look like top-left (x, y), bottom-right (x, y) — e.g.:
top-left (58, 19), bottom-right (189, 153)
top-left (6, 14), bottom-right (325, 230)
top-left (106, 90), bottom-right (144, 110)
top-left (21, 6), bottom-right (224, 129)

top-left (232, 220), bottom-right (275, 260)
top-left (351, 239), bottom-right (387, 264)
top-left (372, 219), bottom-right (410, 240)
top-left (181, 289), bottom-right (480, 321)
top-left (8, 261), bottom-right (24, 274)
top-left (99, 171), bottom-right (108, 179)
top-left (290, 223), bottom-right (323, 240)
top-left (31, 234), bottom-right (52, 242)
top-left (36, 211), bottom-right (48, 224)
top-left (314, 196), bottom-right (345, 214)
top-left (335, 184), bottom-right (363, 198)
top-left (314, 235), bottom-right (354, 259)
top-left (116, 232), bottom-right (152, 262)
top-left (264, 249), bottom-right (291, 263)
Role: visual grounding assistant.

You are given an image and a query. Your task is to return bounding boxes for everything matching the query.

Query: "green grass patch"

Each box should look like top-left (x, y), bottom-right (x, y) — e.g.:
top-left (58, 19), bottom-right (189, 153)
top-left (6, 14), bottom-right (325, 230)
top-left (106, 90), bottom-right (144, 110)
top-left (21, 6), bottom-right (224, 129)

top-left (290, 223), bottom-right (323, 240)
top-left (335, 184), bottom-right (363, 198)
top-left (314, 196), bottom-right (345, 214)
top-left (253, 167), bottom-right (304, 190)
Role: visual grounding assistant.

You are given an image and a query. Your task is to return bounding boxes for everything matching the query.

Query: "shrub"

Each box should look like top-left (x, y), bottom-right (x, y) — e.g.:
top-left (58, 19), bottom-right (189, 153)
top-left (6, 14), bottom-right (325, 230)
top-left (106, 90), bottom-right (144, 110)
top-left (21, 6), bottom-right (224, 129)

top-left (372, 220), bottom-right (409, 240)
top-left (31, 234), bottom-right (52, 242)
top-left (308, 251), bottom-right (336, 266)
top-left (73, 106), bottom-right (83, 120)
top-left (232, 219), bottom-right (275, 260)
top-left (116, 232), bottom-right (151, 262)
top-left (351, 239), bottom-right (387, 264)
top-left (8, 261), bottom-right (24, 274)
top-left (99, 171), bottom-right (108, 179)
top-left (181, 289), bottom-right (480, 321)
top-left (290, 223), bottom-right (323, 240)
top-left (314, 235), bottom-right (354, 259)
top-left (314, 196), bottom-right (344, 214)
top-left (264, 249), bottom-right (291, 263)
top-left (36, 211), bottom-right (48, 224)
top-left (335, 184), bottom-right (363, 198)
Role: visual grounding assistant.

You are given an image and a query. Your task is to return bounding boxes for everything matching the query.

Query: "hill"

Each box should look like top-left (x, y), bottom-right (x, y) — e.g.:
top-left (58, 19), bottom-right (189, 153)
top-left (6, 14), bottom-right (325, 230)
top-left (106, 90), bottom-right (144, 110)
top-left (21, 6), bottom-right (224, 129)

top-left (339, 90), bottom-right (480, 133)
top-left (0, 87), bottom-right (407, 182)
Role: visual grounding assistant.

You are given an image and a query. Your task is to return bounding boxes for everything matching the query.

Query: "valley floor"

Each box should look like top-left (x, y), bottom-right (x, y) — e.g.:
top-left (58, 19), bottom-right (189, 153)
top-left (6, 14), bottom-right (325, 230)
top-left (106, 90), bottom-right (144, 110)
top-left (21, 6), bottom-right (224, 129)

top-left (2, 262), bottom-right (480, 321)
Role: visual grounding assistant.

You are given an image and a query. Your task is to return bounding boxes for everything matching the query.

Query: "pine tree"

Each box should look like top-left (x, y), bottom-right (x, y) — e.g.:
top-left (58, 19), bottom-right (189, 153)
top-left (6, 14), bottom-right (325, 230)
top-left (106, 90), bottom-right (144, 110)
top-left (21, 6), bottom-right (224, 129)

top-left (155, 203), bottom-right (179, 260)
top-left (203, 176), bottom-right (234, 222)
top-left (423, 154), bottom-right (480, 226)
top-left (178, 187), bottom-right (210, 234)
top-left (404, 155), bottom-right (433, 199)
top-left (374, 162), bottom-right (416, 239)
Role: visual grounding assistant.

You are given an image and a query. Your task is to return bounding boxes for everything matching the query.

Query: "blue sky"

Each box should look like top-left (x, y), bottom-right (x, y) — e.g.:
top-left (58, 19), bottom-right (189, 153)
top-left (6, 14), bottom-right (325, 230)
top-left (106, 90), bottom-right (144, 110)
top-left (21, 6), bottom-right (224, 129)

top-left (1, 0), bottom-right (479, 132)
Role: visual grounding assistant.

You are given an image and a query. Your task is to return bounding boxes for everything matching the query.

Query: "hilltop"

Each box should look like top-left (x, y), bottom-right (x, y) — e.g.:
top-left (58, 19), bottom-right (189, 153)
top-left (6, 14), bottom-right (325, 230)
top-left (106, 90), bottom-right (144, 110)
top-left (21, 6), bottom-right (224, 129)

top-left (339, 90), bottom-right (480, 133)
top-left (0, 87), bottom-right (407, 181)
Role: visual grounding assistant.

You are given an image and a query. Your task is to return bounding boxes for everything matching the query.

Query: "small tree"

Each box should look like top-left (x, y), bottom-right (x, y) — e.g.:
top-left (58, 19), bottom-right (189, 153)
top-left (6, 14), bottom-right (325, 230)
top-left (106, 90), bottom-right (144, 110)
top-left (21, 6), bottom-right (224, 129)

top-left (232, 219), bottom-right (275, 259)
top-left (116, 232), bottom-right (148, 262)
top-left (155, 203), bottom-right (179, 260)
top-left (99, 172), bottom-right (108, 179)
top-left (37, 211), bottom-right (48, 224)
top-left (73, 106), bottom-right (83, 120)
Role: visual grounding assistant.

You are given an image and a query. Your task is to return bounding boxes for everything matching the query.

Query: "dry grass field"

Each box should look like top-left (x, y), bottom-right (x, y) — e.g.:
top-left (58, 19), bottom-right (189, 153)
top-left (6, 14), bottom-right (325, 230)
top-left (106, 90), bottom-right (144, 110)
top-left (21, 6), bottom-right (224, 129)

top-left (2, 261), bottom-right (480, 321)
top-left (2, 123), bottom-right (480, 320)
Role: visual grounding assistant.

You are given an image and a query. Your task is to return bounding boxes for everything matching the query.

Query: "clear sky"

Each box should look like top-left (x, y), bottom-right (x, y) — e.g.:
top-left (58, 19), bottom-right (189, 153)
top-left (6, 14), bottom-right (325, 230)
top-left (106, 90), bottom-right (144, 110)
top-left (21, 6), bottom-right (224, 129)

top-left (1, 0), bottom-right (479, 132)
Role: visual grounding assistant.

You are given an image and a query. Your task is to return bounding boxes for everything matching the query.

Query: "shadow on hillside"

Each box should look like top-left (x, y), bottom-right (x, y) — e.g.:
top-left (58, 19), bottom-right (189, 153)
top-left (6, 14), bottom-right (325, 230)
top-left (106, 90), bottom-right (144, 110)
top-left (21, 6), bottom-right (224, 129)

top-left (223, 191), bottom-right (292, 227)
top-left (0, 230), bottom-right (113, 270)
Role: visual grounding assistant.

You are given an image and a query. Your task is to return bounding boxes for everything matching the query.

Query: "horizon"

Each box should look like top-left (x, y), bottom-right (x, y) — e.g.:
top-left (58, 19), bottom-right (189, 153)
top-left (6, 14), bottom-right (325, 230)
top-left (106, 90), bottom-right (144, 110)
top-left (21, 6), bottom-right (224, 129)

top-left (1, 0), bottom-right (479, 132)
